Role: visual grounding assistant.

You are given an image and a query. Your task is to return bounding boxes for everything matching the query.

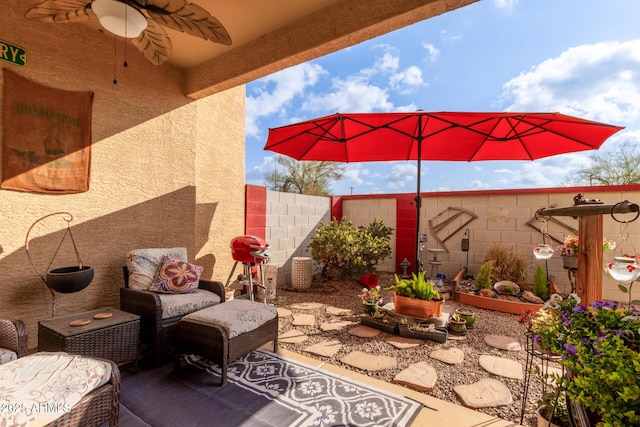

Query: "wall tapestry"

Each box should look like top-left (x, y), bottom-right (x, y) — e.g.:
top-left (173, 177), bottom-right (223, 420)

top-left (2, 69), bottom-right (93, 193)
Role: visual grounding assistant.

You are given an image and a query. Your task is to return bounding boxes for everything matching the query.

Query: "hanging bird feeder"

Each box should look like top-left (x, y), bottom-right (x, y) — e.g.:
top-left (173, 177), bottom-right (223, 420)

top-left (25, 212), bottom-right (94, 295)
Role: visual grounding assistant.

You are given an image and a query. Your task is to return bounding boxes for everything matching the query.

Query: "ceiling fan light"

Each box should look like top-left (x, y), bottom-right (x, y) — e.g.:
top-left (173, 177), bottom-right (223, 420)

top-left (92, 0), bottom-right (147, 38)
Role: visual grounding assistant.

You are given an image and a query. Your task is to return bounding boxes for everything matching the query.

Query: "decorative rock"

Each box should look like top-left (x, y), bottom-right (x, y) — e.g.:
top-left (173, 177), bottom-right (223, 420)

top-left (276, 307), bottom-right (292, 318)
top-left (326, 306), bottom-right (353, 316)
top-left (430, 346), bottom-right (464, 365)
top-left (521, 290), bottom-right (544, 304)
top-left (484, 335), bottom-right (522, 351)
top-left (494, 280), bottom-right (520, 294)
top-left (292, 314), bottom-right (315, 326)
top-left (278, 329), bottom-right (308, 343)
top-left (393, 362), bottom-right (437, 391)
top-left (386, 336), bottom-right (423, 349)
top-left (320, 319), bottom-right (354, 331)
top-left (348, 325), bottom-right (382, 338)
top-left (341, 351), bottom-right (396, 371)
top-left (447, 334), bottom-right (467, 341)
top-left (291, 302), bottom-right (323, 310)
top-left (479, 355), bottom-right (523, 379)
top-left (454, 378), bottom-right (513, 408)
top-left (303, 339), bottom-right (342, 357)
top-left (479, 288), bottom-right (495, 298)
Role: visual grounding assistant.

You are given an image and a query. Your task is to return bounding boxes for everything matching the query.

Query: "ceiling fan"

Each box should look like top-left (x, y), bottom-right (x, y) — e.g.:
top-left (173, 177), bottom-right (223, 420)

top-left (25, 0), bottom-right (232, 66)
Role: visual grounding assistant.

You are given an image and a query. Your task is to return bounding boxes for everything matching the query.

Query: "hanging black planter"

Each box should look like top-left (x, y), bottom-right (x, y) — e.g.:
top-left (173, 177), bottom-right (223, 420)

top-left (26, 212), bottom-right (94, 296)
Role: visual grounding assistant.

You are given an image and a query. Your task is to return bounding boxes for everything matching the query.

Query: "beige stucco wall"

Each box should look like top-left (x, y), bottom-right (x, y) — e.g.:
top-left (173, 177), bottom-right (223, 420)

top-left (0, 1), bottom-right (245, 349)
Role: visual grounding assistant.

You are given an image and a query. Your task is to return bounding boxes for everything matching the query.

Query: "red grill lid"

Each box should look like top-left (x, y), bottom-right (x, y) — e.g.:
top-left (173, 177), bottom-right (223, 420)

top-left (231, 235), bottom-right (271, 263)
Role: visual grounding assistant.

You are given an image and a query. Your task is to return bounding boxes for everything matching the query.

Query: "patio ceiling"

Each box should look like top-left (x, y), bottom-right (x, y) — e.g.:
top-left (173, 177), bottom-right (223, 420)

top-left (16, 0), bottom-right (477, 98)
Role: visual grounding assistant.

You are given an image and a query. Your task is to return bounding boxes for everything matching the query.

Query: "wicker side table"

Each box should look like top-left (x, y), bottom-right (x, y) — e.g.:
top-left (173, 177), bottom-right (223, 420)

top-left (38, 307), bottom-right (140, 368)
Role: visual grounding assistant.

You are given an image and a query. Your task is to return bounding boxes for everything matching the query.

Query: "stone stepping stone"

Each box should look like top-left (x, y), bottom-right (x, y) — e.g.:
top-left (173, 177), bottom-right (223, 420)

top-left (430, 346), bottom-right (464, 365)
top-left (320, 319), bottom-right (353, 331)
top-left (279, 329), bottom-right (308, 343)
top-left (291, 302), bottom-right (323, 310)
top-left (304, 339), bottom-right (342, 357)
top-left (276, 307), bottom-right (292, 318)
top-left (386, 336), bottom-right (423, 349)
top-left (454, 378), bottom-right (513, 408)
top-left (341, 351), bottom-right (396, 372)
top-left (484, 334), bottom-right (522, 351)
top-left (348, 325), bottom-right (382, 338)
top-left (393, 362), bottom-right (437, 391)
top-left (447, 334), bottom-right (467, 341)
top-left (326, 306), bottom-right (353, 316)
top-left (479, 355), bottom-right (523, 380)
top-left (292, 314), bottom-right (315, 326)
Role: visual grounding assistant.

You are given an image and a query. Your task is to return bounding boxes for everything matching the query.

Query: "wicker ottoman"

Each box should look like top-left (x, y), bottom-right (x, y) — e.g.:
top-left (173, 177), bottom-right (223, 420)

top-left (174, 299), bottom-right (278, 385)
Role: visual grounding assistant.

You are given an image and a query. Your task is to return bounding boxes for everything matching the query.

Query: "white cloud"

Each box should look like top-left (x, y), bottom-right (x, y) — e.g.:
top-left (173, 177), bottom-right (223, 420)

top-left (470, 180), bottom-right (490, 189)
top-left (422, 42), bottom-right (440, 62)
top-left (492, 0), bottom-right (520, 9)
top-left (301, 75), bottom-right (395, 112)
top-left (498, 40), bottom-right (640, 126)
top-left (342, 164), bottom-right (370, 186)
top-left (245, 63), bottom-right (327, 137)
top-left (390, 66), bottom-right (425, 94)
top-left (385, 163), bottom-right (418, 190)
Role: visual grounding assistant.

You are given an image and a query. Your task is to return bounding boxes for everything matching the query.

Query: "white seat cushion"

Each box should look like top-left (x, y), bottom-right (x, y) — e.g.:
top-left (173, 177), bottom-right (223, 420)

top-left (0, 347), bottom-right (16, 365)
top-left (0, 352), bottom-right (111, 426)
top-left (157, 289), bottom-right (221, 319)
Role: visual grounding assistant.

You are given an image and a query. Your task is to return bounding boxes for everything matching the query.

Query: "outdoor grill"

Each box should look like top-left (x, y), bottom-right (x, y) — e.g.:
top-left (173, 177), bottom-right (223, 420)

top-left (227, 235), bottom-right (271, 302)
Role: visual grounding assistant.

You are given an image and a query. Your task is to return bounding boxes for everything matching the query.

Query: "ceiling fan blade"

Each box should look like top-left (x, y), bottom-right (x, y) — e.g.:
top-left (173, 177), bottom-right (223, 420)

top-left (144, 0), bottom-right (231, 45)
top-left (131, 17), bottom-right (172, 65)
top-left (25, 0), bottom-right (93, 22)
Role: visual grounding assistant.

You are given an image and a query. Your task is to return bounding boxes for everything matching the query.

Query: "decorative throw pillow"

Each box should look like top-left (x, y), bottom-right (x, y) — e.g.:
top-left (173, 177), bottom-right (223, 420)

top-left (149, 257), bottom-right (203, 294)
top-left (126, 247), bottom-right (188, 290)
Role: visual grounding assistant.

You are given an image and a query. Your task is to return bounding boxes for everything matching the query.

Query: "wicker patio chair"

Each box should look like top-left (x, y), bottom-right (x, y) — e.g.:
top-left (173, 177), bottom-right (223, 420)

top-left (121, 266), bottom-right (226, 366)
top-left (0, 319), bottom-right (28, 364)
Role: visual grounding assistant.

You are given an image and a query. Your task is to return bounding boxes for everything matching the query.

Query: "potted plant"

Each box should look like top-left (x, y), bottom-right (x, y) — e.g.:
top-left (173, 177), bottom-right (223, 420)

top-left (360, 309), bottom-right (399, 334)
top-left (448, 312), bottom-right (467, 334)
top-left (454, 308), bottom-right (476, 328)
top-left (558, 235), bottom-right (616, 269)
top-left (536, 391), bottom-right (570, 427)
top-left (397, 318), bottom-right (448, 343)
top-left (384, 271), bottom-right (443, 318)
top-left (532, 294), bottom-right (640, 427)
top-left (359, 285), bottom-right (381, 315)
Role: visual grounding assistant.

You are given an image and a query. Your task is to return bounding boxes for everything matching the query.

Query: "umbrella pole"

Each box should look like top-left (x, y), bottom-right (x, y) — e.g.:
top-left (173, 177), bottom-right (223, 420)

top-left (414, 136), bottom-right (423, 273)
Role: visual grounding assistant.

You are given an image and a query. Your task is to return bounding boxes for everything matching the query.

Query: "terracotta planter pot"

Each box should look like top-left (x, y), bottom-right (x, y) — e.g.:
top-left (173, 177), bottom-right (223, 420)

top-left (393, 293), bottom-right (443, 318)
top-left (457, 292), bottom-right (543, 315)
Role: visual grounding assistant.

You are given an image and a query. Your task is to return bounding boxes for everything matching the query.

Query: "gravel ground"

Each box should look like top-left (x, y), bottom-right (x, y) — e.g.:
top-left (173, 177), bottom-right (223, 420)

top-left (269, 273), bottom-right (549, 427)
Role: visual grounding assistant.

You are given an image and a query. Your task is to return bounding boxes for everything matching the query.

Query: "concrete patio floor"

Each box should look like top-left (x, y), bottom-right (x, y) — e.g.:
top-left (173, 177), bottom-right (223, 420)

top-left (274, 346), bottom-right (523, 427)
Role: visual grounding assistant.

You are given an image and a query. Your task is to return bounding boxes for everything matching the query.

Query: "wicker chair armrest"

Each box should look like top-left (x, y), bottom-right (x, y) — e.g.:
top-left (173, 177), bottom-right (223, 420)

top-left (0, 319), bottom-right (28, 357)
top-left (119, 288), bottom-right (163, 321)
top-left (199, 280), bottom-right (226, 302)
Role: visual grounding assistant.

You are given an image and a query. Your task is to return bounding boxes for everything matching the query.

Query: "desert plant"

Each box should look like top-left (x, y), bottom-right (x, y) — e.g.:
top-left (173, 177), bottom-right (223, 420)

top-left (385, 271), bottom-right (440, 301)
top-left (532, 265), bottom-right (548, 300)
top-left (475, 260), bottom-right (494, 290)
top-left (308, 217), bottom-right (393, 279)
top-left (482, 242), bottom-right (528, 286)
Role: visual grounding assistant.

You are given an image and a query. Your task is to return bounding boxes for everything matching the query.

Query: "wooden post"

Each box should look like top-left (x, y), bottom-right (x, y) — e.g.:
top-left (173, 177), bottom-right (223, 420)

top-left (577, 215), bottom-right (603, 304)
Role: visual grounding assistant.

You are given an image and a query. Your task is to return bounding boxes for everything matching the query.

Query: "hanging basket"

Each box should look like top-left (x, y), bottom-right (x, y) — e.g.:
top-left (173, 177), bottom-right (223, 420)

top-left (26, 212), bottom-right (94, 294)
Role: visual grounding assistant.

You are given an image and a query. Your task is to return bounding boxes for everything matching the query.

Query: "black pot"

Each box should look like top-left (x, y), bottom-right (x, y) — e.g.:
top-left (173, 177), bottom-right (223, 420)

top-left (46, 266), bottom-right (94, 293)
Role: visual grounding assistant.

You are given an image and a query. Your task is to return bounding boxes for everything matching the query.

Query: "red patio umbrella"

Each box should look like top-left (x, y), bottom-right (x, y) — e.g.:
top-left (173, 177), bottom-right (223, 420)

top-left (264, 111), bottom-right (624, 272)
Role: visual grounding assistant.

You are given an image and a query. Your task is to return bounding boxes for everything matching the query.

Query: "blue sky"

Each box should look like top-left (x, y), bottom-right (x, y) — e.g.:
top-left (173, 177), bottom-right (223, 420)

top-left (245, 0), bottom-right (640, 195)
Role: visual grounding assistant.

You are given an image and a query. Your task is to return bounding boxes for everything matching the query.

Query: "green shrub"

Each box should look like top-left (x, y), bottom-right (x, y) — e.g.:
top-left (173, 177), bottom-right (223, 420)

top-left (308, 217), bottom-right (393, 279)
top-left (475, 260), bottom-right (494, 290)
top-left (385, 271), bottom-right (440, 300)
top-left (483, 242), bottom-right (528, 286)
top-left (532, 265), bottom-right (548, 300)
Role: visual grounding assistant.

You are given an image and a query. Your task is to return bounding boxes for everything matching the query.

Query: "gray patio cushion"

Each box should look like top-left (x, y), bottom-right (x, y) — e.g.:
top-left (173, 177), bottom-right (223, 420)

top-left (157, 289), bottom-right (221, 319)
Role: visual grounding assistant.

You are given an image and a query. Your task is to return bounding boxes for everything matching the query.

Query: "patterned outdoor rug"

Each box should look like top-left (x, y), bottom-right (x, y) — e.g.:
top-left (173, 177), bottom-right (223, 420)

top-left (120, 349), bottom-right (421, 427)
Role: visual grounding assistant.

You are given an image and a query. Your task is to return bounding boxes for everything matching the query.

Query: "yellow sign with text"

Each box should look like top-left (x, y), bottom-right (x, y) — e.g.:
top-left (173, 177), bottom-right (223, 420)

top-left (0, 40), bottom-right (26, 66)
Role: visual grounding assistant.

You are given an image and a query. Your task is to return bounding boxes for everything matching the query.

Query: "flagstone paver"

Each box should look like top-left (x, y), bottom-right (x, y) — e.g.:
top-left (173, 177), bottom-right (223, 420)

top-left (393, 362), bottom-right (437, 391)
top-left (454, 378), bottom-right (513, 408)
top-left (279, 329), bottom-right (308, 343)
top-left (341, 351), bottom-right (396, 371)
top-left (276, 307), bottom-right (292, 318)
top-left (478, 355), bottom-right (523, 379)
top-left (430, 346), bottom-right (464, 365)
top-left (319, 319), bottom-right (354, 331)
top-left (290, 302), bottom-right (323, 310)
top-left (303, 339), bottom-right (342, 357)
top-left (348, 325), bottom-right (382, 338)
top-left (446, 334), bottom-right (467, 341)
top-left (292, 314), bottom-right (315, 326)
top-left (385, 336), bottom-right (423, 349)
top-left (484, 334), bottom-right (522, 351)
top-left (326, 306), bottom-right (353, 316)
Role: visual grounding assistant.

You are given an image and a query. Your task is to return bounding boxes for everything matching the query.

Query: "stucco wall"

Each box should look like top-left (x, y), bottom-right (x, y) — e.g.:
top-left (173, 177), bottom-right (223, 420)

top-left (0, 1), bottom-right (245, 349)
